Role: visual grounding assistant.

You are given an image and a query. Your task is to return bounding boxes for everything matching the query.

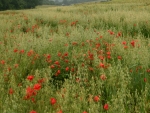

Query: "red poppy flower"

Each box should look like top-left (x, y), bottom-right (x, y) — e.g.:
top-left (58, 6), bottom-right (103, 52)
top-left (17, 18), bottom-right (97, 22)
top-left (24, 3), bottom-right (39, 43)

top-left (33, 83), bottom-right (41, 90)
top-left (13, 48), bottom-right (18, 53)
top-left (83, 111), bottom-right (88, 113)
top-left (93, 96), bottom-right (100, 102)
top-left (8, 67), bottom-right (12, 72)
top-left (96, 43), bottom-right (100, 48)
top-left (14, 64), bottom-right (19, 68)
top-left (100, 35), bottom-right (103, 38)
top-left (64, 52), bottom-right (68, 57)
top-left (110, 31), bottom-right (114, 35)
top-left (55, 61), bottom-right (60, 65)
top-left (106, 52), bottom-right (111, 55)
top-left (107, 55), bottom-right (111, 59)
top-left (103, 104), bottom-right (109, 110)
top-left (27, 75), bottom-right (34, 81)
top-left (1, 60), bottom-right (5, 65)
top-left (31, 98), bottom-right (36, 103)
top-left (98, 56), bottom-right (104, 60)
top-left (58, 52), bottom-right (62, 57)
top-left (50, 97), bottom-right (57, 105)
top-left (27, 50), bottom-right (34, 57)
top-left (37, 78), bottom-right (45, 84)
top-left (144, 78), bottom-right (147, 82)
top-left (9, 88), bottom-right (14, 95)
top-left (46, 54), bottom-right (51, 59)
top-left (131, 40), bottom-right (135, 47)
top-left (65, 43), bottom-right (68, 46)
top-left (26, 87), bottom-right (37, 97)
top-left (65, 67), bottom-right (69, 71)
top-left (122, 41), bottom-right (126, 45)
top-left (124, 46), bottom-right (128, 49)
top-left (50, 65), bottom-right (55, 69)
top-left (20, 49), bottom-right (25, 54)
top-left (117, 32), bottom-right (122, 37)
top-left (100, 74), bottom-right (106, 80)
top-left (71, 21), bottom-right (78, 26)
top-left (30, 110), bottom-right (37, 113)
top-left (57, 110), bottom-right (63, 113)
top-left (64, 59), bottom-right (69, 63)
top-left (117, 56), bottom-right (122, 60)
top-left (72, 42), bottom-right (78, 46)
top-left (147, 69), bottom-right (150, 73)
top-left (71, 68), bottom-right (75, 72)
top-left (57, 70), bottom-right (61, 74)
top-left (82, 63), bottom-right (85, 67)
top-left (88, 53), bottom-right (94, 60)
top-left (66, 32), bottom-right (70, 37)
top-left (99, 63), bottom-right (105, 68)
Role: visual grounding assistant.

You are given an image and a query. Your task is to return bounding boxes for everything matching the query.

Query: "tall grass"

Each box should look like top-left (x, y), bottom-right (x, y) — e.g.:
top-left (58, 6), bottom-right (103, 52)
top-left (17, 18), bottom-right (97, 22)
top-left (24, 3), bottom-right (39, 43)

top-left (0, 0), bottom-right (150, 113)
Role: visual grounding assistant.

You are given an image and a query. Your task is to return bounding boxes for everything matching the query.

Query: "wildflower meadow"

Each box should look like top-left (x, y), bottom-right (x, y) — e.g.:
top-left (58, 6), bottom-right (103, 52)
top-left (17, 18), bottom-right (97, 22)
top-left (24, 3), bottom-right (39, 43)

top-left (0, 0), bottom-right (150, 113)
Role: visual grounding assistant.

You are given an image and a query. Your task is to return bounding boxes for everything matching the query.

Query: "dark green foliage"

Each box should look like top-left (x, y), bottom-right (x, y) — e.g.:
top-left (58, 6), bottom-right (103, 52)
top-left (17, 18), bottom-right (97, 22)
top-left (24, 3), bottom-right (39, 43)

top-left (0, 0), bottom-right (42, 10)
top-left (140, 23), bottom-right (150, 38)
top-left (0, 0), bottom-right (100, 10)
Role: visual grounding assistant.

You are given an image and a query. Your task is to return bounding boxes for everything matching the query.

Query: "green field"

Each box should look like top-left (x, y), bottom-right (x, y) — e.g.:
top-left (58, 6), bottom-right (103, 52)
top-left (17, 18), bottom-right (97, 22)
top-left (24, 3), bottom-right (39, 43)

top-left (0, 0), bottom-right (150, 113)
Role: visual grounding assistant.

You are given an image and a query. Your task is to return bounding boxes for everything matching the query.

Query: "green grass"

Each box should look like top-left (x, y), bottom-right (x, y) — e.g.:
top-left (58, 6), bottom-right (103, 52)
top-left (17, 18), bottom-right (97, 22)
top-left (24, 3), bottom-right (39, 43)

top-left (0, 0), bottom-right (150, 113)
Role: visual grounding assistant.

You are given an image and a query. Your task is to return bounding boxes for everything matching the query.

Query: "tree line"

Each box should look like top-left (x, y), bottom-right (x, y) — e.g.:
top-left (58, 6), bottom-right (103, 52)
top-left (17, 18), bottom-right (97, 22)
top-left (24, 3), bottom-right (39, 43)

top-left (0, 0), bottom-right (42, 10)
top-left (0, 0), bottom-right (102, 11)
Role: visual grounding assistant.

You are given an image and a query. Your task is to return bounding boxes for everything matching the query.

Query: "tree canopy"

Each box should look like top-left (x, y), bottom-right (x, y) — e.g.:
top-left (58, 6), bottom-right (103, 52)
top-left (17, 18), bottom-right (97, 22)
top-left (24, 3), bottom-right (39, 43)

top-left (0, 0), bottom-right (42, 10)
top-left (0, 0), bottom-right (102, 10)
